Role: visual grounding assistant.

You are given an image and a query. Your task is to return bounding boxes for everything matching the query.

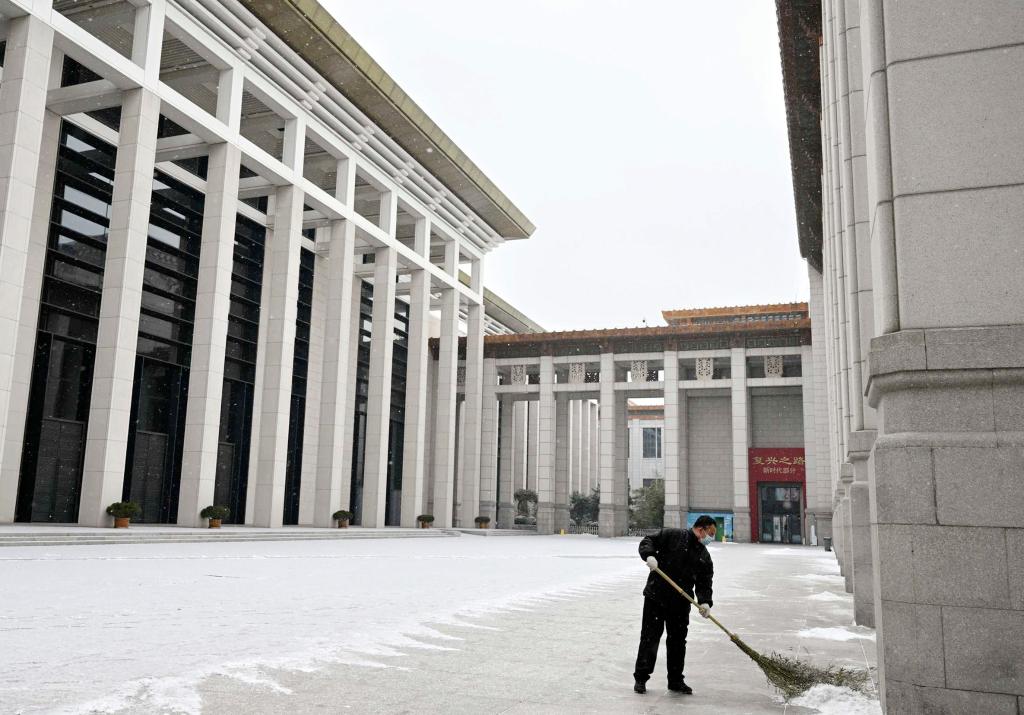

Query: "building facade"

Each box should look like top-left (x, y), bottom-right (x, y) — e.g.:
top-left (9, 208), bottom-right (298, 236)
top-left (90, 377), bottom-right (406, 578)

top-left (627, 402), bottom-right (664, 491)
top-left (0, 0), bottom-right (540, 530)
top-left (471, 303), bottom-right (830, 543)
top-left (778, 0), bottom-right (1024, 710)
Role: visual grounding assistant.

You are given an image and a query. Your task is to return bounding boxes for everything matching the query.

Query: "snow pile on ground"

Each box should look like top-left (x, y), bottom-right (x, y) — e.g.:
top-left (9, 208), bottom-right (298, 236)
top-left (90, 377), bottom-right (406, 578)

top-left (1, 536), bottom-right (878, 714)
top-left (0, 535), bottom-right (640, 714)
top-left (791, 684), bottom-right (882, 714)
top-left (807, 591), bottom-right (850, 602)
top-left (798, 626), bottom-right (876, 641)
top-left (797, 572), bottom-right (846, 584)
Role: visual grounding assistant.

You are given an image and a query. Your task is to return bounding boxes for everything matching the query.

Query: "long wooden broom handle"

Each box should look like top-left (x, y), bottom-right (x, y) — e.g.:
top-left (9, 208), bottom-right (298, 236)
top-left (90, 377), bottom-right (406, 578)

top-left (653, 566), bottom-right (738, 640)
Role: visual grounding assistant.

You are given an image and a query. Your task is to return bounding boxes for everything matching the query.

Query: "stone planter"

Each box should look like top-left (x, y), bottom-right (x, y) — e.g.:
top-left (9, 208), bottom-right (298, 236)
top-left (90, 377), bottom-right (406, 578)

top-left (337, 520), bottom-right (349, 528)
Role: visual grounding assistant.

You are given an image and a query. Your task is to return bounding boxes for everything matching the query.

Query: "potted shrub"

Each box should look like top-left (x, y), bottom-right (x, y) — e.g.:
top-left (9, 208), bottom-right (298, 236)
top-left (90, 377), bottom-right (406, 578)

top-left (332, 509), bottom-right (352, 528)
top-left (474, 515), bottom-right (491, 529)
top-left (200, 505), bottom-right (230, 528)
top-left (106, 501), bottom-right (141, 528)
top-left (417, 514), bottom-right (434, 529)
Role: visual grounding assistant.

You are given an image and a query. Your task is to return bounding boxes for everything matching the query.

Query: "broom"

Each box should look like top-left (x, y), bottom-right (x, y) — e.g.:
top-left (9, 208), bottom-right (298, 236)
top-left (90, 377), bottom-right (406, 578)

top-left (652, 567), bottom-right (869, 699)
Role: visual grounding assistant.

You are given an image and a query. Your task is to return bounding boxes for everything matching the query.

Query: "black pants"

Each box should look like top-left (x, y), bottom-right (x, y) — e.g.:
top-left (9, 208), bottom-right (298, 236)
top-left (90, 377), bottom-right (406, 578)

top-left (633, 596), bottom-right (690, 685)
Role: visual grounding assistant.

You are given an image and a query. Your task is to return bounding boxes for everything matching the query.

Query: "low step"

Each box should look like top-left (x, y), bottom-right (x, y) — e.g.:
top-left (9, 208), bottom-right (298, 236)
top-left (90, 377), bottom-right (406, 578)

top-left (449, 528), bottom-right (540, 537)
top-left (0, 529), bottom-right (461, 547)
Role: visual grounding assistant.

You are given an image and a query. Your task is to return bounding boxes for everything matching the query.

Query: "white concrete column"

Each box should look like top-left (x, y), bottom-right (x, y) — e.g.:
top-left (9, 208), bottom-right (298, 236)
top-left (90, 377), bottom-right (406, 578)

top-left (512, 401), bottom-right (528, 490)
top-left (598, 353), bottom-right (622, 537)
top-left (298, 246), bottom-right (326, 526)
top-left (177, 142), bottom-right (241, 526)
top-left (360, 246), bottom-right (398, 528)
top-left (614, 392), bottom-right (629, 534)
top-left (477, 359), bottom-right (498, 522)
top-left (497, 397), bottom-right (516, 527)
top-left (78, 88), bottom-right (160, 527)
top-left (458, 291), bottom-right (485, 527)
top-left (244, 210), bottom-right (273, 525)
top-left (423, 353), bottom-right (437, 516)
top-left (398, 252), bottom-right (430, 529)
top-left (313, 219), bottom-right (356, 526)
top-left (526, 401), bottom-right (539, 491)
top-left (454, 398), bottom-right (464, 525)
top-left (589, 401), bottom-right (599, 493)
top-left (578, 400), bottom-right (590, 495)
top-left (662, 350), bottom-right (683, 528)
top-left (570, 400), bottom-right (582, 495)
top-left (0, 16), bottom-right (54, 522)
top-left (0, 105), bottom-right (59, 522)
top-left (839, 468), bottom-right (854, 594)
top-left (554, 395), bottom-right (570, 531)
top-left (802, 312), bottom-right (833, 541)
top-left (250, 184), bottom-right (303, 527)
top-left (679, 390), bottom-right (689, 519)
top-left (337, 278), bottom-right (363, 516)
top-left (535, 356), bottom-right (555, 533)
top-left (431, 279), bottom-right (459, 528)
top-left (848, 430), bottom-right (875, 626)
top-left (730, 347), bottom-right (751, 542)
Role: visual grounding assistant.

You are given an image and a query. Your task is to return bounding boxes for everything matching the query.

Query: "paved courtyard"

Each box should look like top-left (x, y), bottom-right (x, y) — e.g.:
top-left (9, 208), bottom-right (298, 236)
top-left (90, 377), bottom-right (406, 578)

top-left (0, 532), bottom-right (879, 714)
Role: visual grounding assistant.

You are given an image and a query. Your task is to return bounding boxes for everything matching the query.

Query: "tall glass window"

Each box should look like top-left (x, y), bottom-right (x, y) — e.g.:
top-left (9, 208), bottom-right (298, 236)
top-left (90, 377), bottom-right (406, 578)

top-left (17, 122), bottom-right (116, 522)
top-left (283, 245), bottom-right (315, 525)
top-left (121, 169), bottom-right (205, 523)
top-left (213, 215), bottom-right (265, 523)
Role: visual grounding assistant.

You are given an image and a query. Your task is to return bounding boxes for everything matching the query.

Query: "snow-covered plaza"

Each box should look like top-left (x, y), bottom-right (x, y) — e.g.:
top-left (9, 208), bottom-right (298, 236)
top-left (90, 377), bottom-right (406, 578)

top-left (1, 532), bottom-right (879, 714)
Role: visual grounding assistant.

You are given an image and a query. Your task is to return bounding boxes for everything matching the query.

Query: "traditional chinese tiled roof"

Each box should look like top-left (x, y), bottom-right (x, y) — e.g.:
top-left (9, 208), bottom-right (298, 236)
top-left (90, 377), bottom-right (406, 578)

top-left (432, 315), bottom-right (806, 358)
top-left (662, 302), bottom-right (808, 323)
top-left (451, 318), bottom-right (811, 360)
top-left (628, 403), bottom-right (665, 419)
top-left (776, 0), bottom-right (823, 271)
top-left (481, 318), bottom-right (808, 345)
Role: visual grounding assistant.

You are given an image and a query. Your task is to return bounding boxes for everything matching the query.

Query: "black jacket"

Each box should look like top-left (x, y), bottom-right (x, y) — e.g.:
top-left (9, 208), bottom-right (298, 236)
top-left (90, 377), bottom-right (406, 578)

top-left (639, 528), bottom-right (714, 607)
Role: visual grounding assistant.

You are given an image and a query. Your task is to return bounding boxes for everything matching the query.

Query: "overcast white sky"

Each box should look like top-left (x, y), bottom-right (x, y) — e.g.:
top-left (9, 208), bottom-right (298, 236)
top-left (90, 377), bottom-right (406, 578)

top-left (326, 1), bottom-right (810, 331)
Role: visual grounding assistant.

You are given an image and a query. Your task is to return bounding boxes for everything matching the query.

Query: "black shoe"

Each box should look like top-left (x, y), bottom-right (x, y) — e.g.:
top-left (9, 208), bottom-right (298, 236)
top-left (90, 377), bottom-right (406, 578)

top-left (667, 681), bottom-right (693, 695)
top-left (634, 681), bottom-right (647, 694)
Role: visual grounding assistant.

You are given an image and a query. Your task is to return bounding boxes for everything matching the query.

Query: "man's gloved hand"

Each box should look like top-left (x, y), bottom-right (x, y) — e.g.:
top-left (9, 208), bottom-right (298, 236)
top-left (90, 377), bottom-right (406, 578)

top-left (697, 603), bottom-right (711, 619)
top-left (645, 556), bottom-right (658, 571)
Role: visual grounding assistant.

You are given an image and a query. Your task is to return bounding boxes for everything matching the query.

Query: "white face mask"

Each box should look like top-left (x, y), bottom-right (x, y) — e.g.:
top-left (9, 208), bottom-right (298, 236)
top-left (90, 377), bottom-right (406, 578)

top-left (700, 533), bottom-right (714, 546)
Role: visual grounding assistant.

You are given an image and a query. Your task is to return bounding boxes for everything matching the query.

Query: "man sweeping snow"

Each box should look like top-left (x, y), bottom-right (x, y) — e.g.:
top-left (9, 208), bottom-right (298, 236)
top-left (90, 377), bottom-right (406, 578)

top-left (633, 514), bottom-right (716, 695)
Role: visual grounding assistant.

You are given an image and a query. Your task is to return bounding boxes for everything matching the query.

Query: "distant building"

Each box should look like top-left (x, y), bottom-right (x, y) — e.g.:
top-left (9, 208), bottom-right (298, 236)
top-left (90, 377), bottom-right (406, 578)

top-left (626, 402), bottom-right (664, 491)
top-left (476, 302), bottom-right (825, 544)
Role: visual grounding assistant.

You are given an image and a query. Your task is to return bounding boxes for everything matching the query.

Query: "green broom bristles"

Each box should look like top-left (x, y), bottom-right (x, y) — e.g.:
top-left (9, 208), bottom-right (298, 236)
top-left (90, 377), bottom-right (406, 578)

top-left (728, 633), bottom-right (870, 700)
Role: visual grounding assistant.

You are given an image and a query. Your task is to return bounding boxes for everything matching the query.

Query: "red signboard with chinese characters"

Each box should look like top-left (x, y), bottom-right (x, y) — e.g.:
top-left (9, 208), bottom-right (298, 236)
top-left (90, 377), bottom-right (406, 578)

top-left (748, 448), bottom-right (806, 543)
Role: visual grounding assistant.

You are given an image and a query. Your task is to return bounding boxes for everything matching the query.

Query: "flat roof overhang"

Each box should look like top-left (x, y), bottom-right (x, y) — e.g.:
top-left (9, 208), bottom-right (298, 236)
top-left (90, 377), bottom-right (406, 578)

top-left (239, 0), bottom-right (535, 241)
top-left (776, 0), bottom-right (823, 271)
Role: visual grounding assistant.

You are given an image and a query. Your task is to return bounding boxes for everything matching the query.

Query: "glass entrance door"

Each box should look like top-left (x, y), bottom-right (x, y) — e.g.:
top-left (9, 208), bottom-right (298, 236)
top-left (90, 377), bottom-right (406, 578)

top-left (759, 484), bottom-right (803, 544)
